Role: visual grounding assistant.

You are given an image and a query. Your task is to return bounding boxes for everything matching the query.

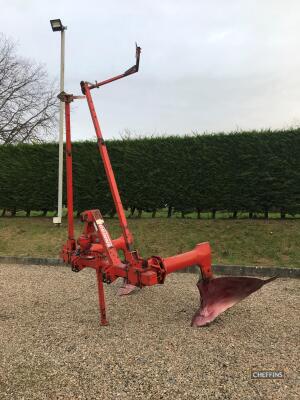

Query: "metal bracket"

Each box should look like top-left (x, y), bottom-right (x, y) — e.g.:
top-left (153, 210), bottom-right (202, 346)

top-left (124, 43), bottom-right (141, 75)
top-left (57, 91), bottom-right (86, 103)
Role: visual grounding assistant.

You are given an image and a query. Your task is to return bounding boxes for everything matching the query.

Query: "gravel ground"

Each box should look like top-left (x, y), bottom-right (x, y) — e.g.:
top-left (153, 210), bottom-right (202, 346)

top-left (0, 264), bottom-right (299, 400)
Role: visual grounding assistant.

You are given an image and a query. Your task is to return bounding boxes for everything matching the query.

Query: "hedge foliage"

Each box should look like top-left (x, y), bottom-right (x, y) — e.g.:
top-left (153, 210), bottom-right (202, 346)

top-left (1, 129), bottom-right (300, 216)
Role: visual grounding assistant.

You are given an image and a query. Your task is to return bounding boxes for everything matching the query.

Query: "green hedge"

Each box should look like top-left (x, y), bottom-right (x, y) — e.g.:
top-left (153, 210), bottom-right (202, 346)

top-left (1, 129), bottom-right (300, 216)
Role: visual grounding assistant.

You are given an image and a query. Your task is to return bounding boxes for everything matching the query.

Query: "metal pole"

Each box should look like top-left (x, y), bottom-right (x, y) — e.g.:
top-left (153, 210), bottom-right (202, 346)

top-left (53, 28), bottom-right (65, 224)
top-left (84, 85), bottom-right (134, 248)
top-left (65, 100), bottom-right (74, 245)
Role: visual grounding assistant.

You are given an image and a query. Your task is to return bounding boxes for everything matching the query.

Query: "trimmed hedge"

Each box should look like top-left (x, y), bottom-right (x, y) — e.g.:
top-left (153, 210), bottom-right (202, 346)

top-left (1, 129), bottom-right (300, 216)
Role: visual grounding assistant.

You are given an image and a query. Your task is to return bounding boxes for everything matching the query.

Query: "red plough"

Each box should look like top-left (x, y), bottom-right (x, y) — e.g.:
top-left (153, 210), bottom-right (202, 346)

top-left (59, 45), bottom-right (276, 327)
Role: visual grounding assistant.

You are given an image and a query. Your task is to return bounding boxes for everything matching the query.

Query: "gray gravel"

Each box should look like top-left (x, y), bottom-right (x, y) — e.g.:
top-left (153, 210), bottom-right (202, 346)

top-left (0, 264), bottom-right (299, 400)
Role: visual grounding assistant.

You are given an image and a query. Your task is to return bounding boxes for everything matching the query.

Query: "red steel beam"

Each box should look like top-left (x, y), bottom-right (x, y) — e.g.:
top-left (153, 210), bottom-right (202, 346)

top-left (84, 84), bottom-right (133, 249)
top-left (164, 243), bottom-right (213, 280)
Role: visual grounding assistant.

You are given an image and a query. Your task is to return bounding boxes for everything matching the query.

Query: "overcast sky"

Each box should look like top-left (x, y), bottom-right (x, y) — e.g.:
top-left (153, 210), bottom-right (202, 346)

top-left (1, 0), bottom-right (300, 141)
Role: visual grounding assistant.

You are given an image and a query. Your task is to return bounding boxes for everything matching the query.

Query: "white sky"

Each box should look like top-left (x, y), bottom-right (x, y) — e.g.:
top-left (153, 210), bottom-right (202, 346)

top-left (1, 0), bottom-right (300, 141)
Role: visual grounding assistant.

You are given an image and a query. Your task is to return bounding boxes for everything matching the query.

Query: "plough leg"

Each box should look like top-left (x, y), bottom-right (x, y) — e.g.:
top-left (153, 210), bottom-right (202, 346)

top-left (96, 269), bottom-right (108, 326)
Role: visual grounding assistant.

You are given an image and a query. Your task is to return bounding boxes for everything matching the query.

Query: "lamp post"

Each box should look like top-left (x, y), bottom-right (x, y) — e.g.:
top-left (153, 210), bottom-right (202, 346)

top-left (50, 18), bottom-right (66, 225)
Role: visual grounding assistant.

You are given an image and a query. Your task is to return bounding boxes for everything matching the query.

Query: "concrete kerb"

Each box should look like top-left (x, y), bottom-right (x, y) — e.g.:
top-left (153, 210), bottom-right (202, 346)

top-left (0, 256), bottom-right (299, 278)
top-left (0, 256), bottom-right (63, 266)
top-left (183, 264), bottom-right (300, 278)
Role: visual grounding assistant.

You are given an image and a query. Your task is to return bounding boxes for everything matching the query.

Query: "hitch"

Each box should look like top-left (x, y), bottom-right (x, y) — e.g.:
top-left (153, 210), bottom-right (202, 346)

top-left (59, 44), bottom-right (276, 327)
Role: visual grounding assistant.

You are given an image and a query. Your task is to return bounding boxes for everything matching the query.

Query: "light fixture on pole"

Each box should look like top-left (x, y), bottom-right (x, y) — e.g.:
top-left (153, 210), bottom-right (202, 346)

top-left (50, 19), bottom-right (64, 32)
top-left (50, 18), bottom-right (67, 225)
